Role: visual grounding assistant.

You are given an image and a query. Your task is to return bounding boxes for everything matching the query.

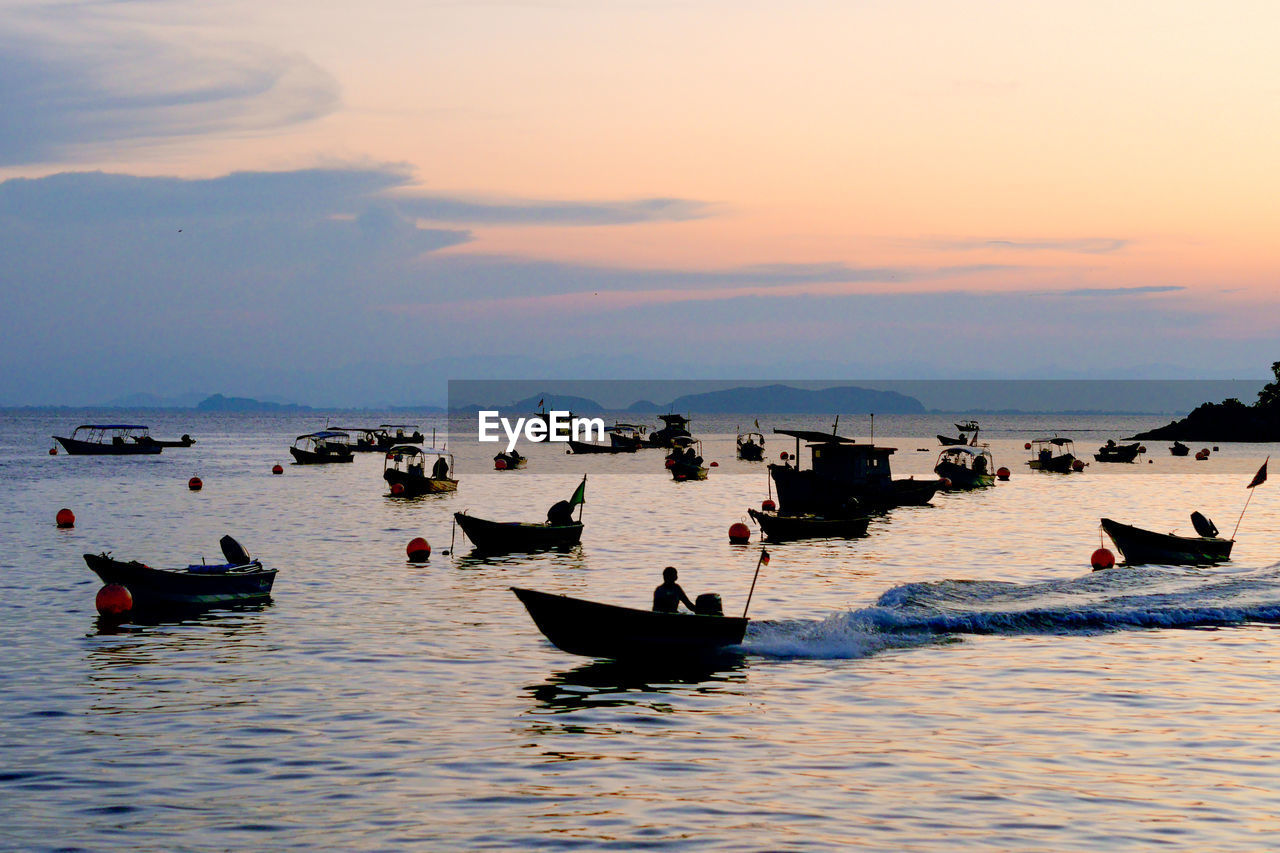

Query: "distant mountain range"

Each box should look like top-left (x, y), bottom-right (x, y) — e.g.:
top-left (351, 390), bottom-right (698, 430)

top-left (450, 384), bottom-right (926, 415)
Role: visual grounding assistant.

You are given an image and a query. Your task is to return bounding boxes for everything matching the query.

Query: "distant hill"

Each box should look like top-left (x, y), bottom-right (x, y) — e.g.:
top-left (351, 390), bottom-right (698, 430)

top-left (663, 384), bottom-right (926, 414)
top-left (196, 394), bottom-right (312, 412)
top-left (507, 393), bottom-right (607, 414)
top-left (624, 399), bottom-right (661, 413)
top-left (1130, 361), bottom-right (1280, 441)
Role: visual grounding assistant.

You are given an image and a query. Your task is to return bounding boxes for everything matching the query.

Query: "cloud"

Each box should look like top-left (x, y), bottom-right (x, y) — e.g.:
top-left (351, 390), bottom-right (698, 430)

top-left (393, 195), bottom-right (712, 226)
top-left (927, 238), bottom-right (1130, 254)
top-left (1057, 286), bottom-right (1184, 296)
top-left (0, 7), bottom-right (339, 165)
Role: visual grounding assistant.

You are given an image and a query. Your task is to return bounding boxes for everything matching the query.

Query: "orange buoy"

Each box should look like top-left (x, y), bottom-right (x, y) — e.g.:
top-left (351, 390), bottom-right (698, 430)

top-left (95, 583), bottom-right (132, 616)
top-left (728, 522), bottom-right (751, 544)
top-left (996, 466), bottom-right (1010, 481)
top-left (390, 482), bottom-right (405, 495)
top-left (55, 508), bottom-right (75, 528)
top-left (780, 451), bottom-right (789, 461)
top-left (1072, 459), bottom-right (1085, 471)
top-left (938, 477), bottom-right (952, 489)
top-left (761, 499), bottom-right (777, 511)
top-left (271, 464), bottom-right (283, 475)
top-left (1091, 547), bottom-right (1116, 571)
top-left (49, 446), bottom-right (58, 455)
top-left (1138, 446), bottom-right (1147, 453)
top-left (1024, 442), bottom-right (1032, 450)
top-left (709, 461), bottom-right (719, 467)
top-left (406, 537), bottom-right (431, 562)
top-left (494, 458), bottom-right (507, 470)
top-left (188, 476), bottom-right (203, 491)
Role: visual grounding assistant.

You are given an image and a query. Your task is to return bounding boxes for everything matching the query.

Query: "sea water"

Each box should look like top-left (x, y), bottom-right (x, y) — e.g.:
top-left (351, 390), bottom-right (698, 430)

top-left (2, 411), bottom-right (1279, 850)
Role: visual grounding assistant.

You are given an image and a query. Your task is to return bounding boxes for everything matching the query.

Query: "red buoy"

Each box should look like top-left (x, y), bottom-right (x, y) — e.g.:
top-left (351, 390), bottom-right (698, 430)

top-left (55, 508), bottom-right (75, 528)
top-left (1072, 459), bottom-right (1085, 471)
top-left (709, 461), bottom-right (719, 467)
top-left (728, 522), bottom-right (751, 544)
top-left (996, 466), bottom-right (1011, 481)
top-left (271, 464), bottom-right (284, 475)
top-left (761, 499), bottom-right (777, 511)
top-left (780, 451), bottom-right (789, 461)
top-left (95, 583), bottom-right (132, 616)
top-left (188, 476), bottom-right (203, 491)
top-left (1024, 442), bottom-right (1032, 450)
top-left (49, 447), bottom-right (58, 455)
top-left (1138, 446), bottom-right (1147, 453)
top-left (938, 477), bottom-right (952, 489)
top-left (390, 482), bottom-right (405, 495)
top-left (494, 458), bottom-right (507, 470)
top-left (406, 537), bottom-right (431, 561)
top-left (1091, 547), bottom-right (1116, 571)
top-left (664, 458), bottom-right (675, 468)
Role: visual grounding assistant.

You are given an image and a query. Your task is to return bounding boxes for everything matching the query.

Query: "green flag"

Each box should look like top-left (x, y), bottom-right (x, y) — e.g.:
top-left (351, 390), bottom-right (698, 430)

top-left (568, 476), bottom-right (586, 508)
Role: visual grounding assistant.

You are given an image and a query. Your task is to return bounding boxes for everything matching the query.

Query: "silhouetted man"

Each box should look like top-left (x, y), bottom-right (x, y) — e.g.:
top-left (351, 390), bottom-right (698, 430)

top-left (653, 566), bottom-right (695, 613)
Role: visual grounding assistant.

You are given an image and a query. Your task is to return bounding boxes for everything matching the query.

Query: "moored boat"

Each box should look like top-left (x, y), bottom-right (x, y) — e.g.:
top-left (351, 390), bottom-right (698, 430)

top-left (84, 536), bottom-right (276, 610)
top-left (647, 413), bottom-right (693, 448)
top-left (289, 430), bottom-right (354, 464)
top-left (493, 449), bottom-right (528, 468)
top-left (54, 424), bottom-right (164, 455)
top-left (935, 445), bottom-right (996, 489)
top-left (736, 431), bottom-right (765, 461)
top-left (769, 428), bottom-right (939, 513)
top-left (1027, 437), bottom-right (1080, 473)
top-left (937, 420), bottom-right (980, 446)
top-left (455, 513), bottom-right (584, 552)
top-left (385, 446), bottom-right (457, 495)
top-left (608, 423), bottom-right (648, 450)
top-left (1099, 515), bottom-right (1233, 566)
top-left (666, 437), bottom-right (708, 480)
top-left (747, 508), bottom-right (870, 541)
top-left (1094, 440), bottom-right (1143, 463)
top-left (567, 439), bottom-right (635, 454)
top-left (511, 587), bottom-right (748, 660)
top-left (1170, 441), bottom-right (1191, 457)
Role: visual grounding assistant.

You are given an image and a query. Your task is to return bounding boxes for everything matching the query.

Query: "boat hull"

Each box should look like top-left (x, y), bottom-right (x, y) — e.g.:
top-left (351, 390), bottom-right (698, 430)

top-left (748, 508), bottom-right (870, 541)
top-left (1027, 454), bottom-right (1076, 473)
top-left (456, 513), bottom-right (582, 553)
top-left (567, 440), bottom-right (635, 454)
top-left (1099, 518), bottom-right (1234, 566)
top-left (934, 460), bottom-right (994, 489)
top-left (385, 469), bottom-right (457, 495)
top-left (289, 446), bottom-right (353, 464)
top-left (1170, 443), bottom-right (1191, 457)
top-left (54, 436), bottom-right (162, 456)
top-left (670, 463), bottom-right (708, 481)
top-left (769, 465), bottom-right (938, 512)
top-left (84, 553), bottom-right (276, 608)
top-left (1094, 443), bottom-right (1142, 463)
top-left (511, 587), bottom-right (748, 660)
top-left (737, 443), bottom-right (764, 461)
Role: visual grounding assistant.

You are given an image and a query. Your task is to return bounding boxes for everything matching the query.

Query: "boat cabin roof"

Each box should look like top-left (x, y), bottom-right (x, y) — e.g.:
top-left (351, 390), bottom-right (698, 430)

top-left (297, 430), bottom-right (349, 441)
top-left (939, 444), bottom-right (991, 457)
top-left (738, 432), bottom-right (764, 440)
top-left (387, 444), bottom-right (426, 456)
top-left (380, 423), bottom-right (419, 428)
top-left (76, 424), bottom-right (149, 431)
top-left (1033, 437), bottom-right (1074, 446)
top-left (670, 436), bottom-right (700, 448)
top-left (657, 413), bottom-right (690, 424)
top-left (773, 428), bottom-right (859, 444)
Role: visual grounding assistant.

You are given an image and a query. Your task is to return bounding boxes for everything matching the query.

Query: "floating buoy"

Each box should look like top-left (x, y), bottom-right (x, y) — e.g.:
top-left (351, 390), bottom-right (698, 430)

top-left (1024, 442), bottom-right (1032, 450)
top-left (780, 451), bottom-right (789, 461)
top-left (1201, 448), bottom-right (1210, 456)
top-left (494, 458), bottom-right (507, 470)
top-left (761, 499), bottom-right (777, 511)
top-left (1196, 450), bottom-right (1208, 460)
top-left (390, 482), bottom-right (405, 495)
top-left (95, 583), bottom-right (132, 616)
top-left (1138, 446), bottom-right (1147, 453)
top-left (1072, 459), bottom-right (1085, 471)
top-left (709, 461), bottom-right (719, 467)
top-left (55, 507), bottom-right (75, 528)
top-left (1213, 446), bottom-right (1220, 452)
top-left (188, 476), bottom-right (203, 491)
top-left (49, 447), bottom-right (58, 455)
top-left (1091, 547), bottom-right (1116, 571)
top-left (664, 458), bottom-right (675, 468)
top-left (938, 477), bottom-right (952, 489)
top-left (271, 464), bottom-right (283, 475)
top-left (406, 537), bottom-right (431, 562)
top-left (728, 522), bottom-right (751, 544)
top-left (996, 466), bottom-right (1010, 481)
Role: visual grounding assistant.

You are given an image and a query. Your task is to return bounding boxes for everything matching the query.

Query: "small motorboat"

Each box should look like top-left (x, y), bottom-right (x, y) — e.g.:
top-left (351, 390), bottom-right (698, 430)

top-left (666, 437), bottom-right (708, 480)
top-left (647, 413), bottom-right (693, 448)
top-left (511, 587), bottom-right (748, 660)
top-left (54, 424), bottom-right (164, 455)
top-left (607, 423), bottom-right (648, 450)
top-left (566, 439), bottom-right (635, 454)
top-left (385, 446), bottom-right (457, 495)
top-left (736, 432), bottom-right (765, 461)
top-left (747, 508), bottom-right (870, 541)
top-left (455, 476), bottom-right (587, 552)
top-left (1027, 437), bottom-right (1080, 473)
top-left (937, 420), bottom-right (980, 446)
top-left (1094, 440), bottom-right (1144, 463)
top-left (133, 433), bottom-right (196, 449)
top-left (84, 536), bottom-right (276, 610)
top-left (494, 450), bottom-right (528, 469)
top-left (1170, 441), bottom-right (1191, 457)
top-left (770, 428), bottom-right (939, 512)
top-left (1099, 514), bottom-right (1233, 566)
top-left (935, 445), bottom-right (996, 488)
top-left (289, 430), bottom-right (354, 464)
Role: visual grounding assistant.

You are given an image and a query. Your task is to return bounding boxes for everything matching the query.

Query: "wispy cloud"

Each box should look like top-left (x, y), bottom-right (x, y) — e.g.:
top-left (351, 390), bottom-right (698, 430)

top-left (926, 238), bottom-right (1130, 254)
top-left (393, 195), bottom-right (712, 226)
top-left (1057, 285), bottom-right (1184, 296)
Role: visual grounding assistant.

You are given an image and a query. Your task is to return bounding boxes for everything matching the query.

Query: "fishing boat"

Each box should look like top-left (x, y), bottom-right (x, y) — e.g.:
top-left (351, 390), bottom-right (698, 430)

top-left (1099, 515), bottom-right (1233, 566)
top-left (53, 424), bottom-right (165, 455)
top-left (747, 508), bottom-right (870, 541)
top-left (608, 423), bottom-right (648, 450)
top-left (769, 428), bottom-right (939, 513)
top-left (494, 450), bottom-right (528, 468)
top-left (937, 420), bottom-right (980, 446)
top-left (566, 439), bottom-right (635, 454)
top-left (1026, 437), bottom-right (1080, 473)
top-left (385, 446), bottom-right (456, 495)
top-left (1094, 440), bottom-right (1144, 463)
top-left (454, 476), bottom-right (587, 552)
top-left (84, 536), bottom-right (276, 609)
top-left (289, 430), bottom-right (354, 464)
top-left (736, 431), bottom-right (766, 461)
top-left (347, 425), bottom-right (427, 452)
top-left (647, 413), bottom-right (693, 448)
top-left (934, 445), bottom-right (996, 489)
top-left (666, 437), bottom-right (708, 480)
top-left (511, 587), bottom-right (748, 660)
top-left (1170, 441), bottom-right (1191, 457)
top-left (133, 433), bottom-right (196, 449)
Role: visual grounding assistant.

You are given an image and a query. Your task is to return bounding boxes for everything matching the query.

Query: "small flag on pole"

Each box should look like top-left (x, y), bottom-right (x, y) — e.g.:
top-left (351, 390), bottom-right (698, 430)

top-left (1248, 457), bottom-right (1268, 489)
top-left (567, 476), bottom-right (587, 508)
top-left (537, 397), bottom-right (544, 408)
top-left (760, 549), bottom-right (770, 566)
top-left (754, 418), bottom-right (760, 429)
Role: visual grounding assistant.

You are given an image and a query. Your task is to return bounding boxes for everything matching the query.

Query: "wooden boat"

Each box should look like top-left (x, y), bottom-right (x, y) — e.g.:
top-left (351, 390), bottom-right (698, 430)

top-left (608, 423), bottom-right (648, 450)
top-left (934, 445), bottom-right (996, 488)
top-left (1094, 440), bottom-right (1143, 463)
top-left (647, 413), bottom-right (693, 448)
top-left (53, 424), bottom-right (163, 455)
top-left (493, 450), bottom-right (528, 468)
top-left (511, 587), bottom-right (748, 660)
top-left (937, 420), bottom-right (980, 446)
top-left (133, 433), bottom-right (196, 449)
top-left (1170, 441), bottom-right (1191, 457)
top-left (455, 513), bottom-right (583, 552)
top-left (346, 425), bottom-right (427, 452)
top-left (385, 446), bottom-right (456, 495)
top-left (747, 508), bottom-right (870, 541)
top-left (1027, 437), bottom-right (1079, 473)
top-left (567, 438), bottom-right (635, 454)
top-left (1100, 516), bottom-right (1233, 566)
top-left (84, 536), bottom-right (276, 609)
top-left (769, 428), bottom-right (939, 513)
top-left (666, 437), bottom-right (708, 480)
top-left (289, 430), bottom-right (354, 464)
top-left (737, 432), bottom-right (765, 461)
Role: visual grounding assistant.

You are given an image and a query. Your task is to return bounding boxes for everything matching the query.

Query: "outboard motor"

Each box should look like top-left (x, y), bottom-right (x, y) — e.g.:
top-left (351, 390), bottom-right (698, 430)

top-left (220, 535), bottom-right (252, 566)
top-left (694, 593), bottom-right (723, 616)
top-left (1190, 511), bottom-right (1219, 538)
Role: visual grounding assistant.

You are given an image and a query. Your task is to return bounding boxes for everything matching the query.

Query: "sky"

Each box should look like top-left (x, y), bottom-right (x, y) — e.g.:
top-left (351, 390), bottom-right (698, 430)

top-left (2, 0), bottom-right (1278, 406)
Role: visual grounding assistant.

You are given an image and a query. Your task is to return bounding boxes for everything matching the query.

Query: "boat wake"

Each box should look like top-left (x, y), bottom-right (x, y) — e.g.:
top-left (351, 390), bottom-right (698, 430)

top-left (743, 562), bottom-right (1280, 660)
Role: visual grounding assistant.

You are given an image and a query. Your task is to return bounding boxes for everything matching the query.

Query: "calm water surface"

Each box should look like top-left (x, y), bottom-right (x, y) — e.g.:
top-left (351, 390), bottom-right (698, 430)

top-left (3, 411), bottom-right (1280, 850)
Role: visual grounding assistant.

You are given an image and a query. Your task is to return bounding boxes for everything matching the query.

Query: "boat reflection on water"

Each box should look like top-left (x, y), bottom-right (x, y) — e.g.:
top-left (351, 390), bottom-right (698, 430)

top-left (525, 655), bottom-right (748, 714)
top-left (452, 544), bottom-right (586, 569)
top-left (92, 600), bottom-right (275, 634)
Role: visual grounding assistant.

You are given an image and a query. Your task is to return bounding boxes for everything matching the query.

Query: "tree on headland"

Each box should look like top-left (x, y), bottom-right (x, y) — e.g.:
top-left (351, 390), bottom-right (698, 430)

top-left (1130, 359), bottom-right (1280, 441)
top-left (1256, 361), bottom-right (1280, 410)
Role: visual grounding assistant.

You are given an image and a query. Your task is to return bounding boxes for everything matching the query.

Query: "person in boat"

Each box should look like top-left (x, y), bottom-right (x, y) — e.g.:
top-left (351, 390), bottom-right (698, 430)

top-left (653, 566), bottom-right (696, 613)
top-left (432, 456), bottom-right (450, 479)
top-left (972, 454), bottom-right (987, 474)
top-left (546, 499), bottom-right (573, 526)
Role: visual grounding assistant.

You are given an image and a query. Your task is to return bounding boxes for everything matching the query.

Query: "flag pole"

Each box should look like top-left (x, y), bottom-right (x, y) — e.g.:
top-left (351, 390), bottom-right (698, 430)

top-left (1231, 456), bottom-right (1269, 541)
top-left (578, 475), bottom-right (586, 521)
top-left (742, 549), bottom-right (768, 618)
